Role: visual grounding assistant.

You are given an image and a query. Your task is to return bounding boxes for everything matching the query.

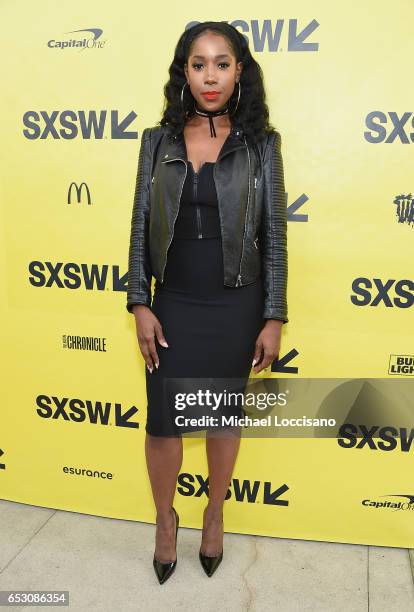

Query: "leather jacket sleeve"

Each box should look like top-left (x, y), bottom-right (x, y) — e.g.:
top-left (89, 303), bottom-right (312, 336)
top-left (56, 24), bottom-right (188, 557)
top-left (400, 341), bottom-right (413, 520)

top-left (260, 131), bottom-right (289, 323)
top-left (126, 128), bottom-right (153, 313)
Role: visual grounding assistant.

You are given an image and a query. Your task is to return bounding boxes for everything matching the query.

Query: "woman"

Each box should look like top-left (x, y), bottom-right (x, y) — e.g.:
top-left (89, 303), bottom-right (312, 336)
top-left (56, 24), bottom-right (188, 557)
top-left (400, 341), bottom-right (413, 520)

top-left (126, 21), bottom-right (288, 584)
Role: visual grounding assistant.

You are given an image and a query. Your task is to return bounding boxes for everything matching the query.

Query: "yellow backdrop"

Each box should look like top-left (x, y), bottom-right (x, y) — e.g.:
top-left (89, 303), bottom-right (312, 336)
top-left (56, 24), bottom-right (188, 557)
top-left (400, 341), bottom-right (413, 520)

top-left (1, 1), bottom-right (413, 548)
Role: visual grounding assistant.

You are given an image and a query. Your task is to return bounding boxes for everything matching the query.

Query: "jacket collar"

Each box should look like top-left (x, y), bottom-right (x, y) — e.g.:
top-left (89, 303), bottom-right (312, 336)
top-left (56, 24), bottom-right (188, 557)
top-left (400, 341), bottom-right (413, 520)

top-left (162, 122), bottom-right (246, 164)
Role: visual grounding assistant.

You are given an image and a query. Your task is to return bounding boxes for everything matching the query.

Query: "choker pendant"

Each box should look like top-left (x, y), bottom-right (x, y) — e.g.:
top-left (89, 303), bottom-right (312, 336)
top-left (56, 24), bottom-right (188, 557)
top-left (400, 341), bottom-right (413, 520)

top-left (194, 105), bottom-right (230, 138)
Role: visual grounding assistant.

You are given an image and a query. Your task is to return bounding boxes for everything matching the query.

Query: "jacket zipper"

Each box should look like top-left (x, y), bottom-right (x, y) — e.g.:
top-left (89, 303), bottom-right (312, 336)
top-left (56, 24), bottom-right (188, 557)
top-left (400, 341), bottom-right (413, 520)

top-left (194, 172), bottom-right (203, 238)
top-left (253, 178), bottom-right (258, 248)
top-left (161, 133), bottom-right (249, 286)
top-left (236, 139), bottom-right (251, 287)
top-left (160, 158), bottom-right (188, 283)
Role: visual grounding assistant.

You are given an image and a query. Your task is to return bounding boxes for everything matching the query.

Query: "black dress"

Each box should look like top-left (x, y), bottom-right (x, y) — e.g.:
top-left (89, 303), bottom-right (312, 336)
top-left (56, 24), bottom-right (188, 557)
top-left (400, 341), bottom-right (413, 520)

top-left (145, 160), bottom-right (264, 437)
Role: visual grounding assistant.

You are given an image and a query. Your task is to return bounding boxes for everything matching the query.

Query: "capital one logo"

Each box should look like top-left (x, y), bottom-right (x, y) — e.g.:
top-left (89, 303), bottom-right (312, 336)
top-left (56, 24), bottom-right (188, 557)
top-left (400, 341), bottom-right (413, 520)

top-left (186, 19), bottom-right (319, 52)
top-left (22, 110), bottom-right (138, 140)
top-left (47, 27), bottom-right (106, 51)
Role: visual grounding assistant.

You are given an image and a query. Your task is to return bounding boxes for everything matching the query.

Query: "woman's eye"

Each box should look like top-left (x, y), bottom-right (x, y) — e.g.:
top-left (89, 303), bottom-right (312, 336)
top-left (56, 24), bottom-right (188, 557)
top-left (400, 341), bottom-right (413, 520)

top-left (191, 62), bottom-right (230, 70)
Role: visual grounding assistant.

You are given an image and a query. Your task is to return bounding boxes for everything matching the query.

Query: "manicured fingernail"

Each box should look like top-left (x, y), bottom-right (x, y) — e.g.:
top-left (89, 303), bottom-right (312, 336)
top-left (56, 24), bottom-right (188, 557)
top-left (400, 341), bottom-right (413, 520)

top-left (155, 362), bottom-right (159, 369)
top-left (252, 358), bottom-right (257, 366)
top-left (161, 341), bottom-right (169, 347)
top-left (147, 365), bottom-right (153, 373)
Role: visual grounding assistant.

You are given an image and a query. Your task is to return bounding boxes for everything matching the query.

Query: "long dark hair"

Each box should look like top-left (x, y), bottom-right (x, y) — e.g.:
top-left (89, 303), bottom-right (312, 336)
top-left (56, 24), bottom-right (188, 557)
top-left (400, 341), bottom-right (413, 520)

top-left (158, 21), bottom-right (278, 144)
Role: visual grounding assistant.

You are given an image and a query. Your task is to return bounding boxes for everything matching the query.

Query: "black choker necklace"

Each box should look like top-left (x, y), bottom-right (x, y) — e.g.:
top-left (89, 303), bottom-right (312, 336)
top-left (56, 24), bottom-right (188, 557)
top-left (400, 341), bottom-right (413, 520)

top-left (194, 104), bottom-right (230, 138)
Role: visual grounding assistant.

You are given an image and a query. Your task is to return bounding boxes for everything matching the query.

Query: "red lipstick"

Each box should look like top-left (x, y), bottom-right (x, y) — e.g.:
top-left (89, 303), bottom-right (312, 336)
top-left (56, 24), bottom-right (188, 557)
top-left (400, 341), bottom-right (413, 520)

top-left (201, 91), bottom-right (220, 100)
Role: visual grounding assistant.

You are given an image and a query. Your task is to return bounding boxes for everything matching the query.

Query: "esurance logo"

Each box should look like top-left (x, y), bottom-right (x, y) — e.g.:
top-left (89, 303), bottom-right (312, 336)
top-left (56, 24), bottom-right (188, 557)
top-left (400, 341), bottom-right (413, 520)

top-left (28, 260), bottom-right (127, 293)
top-left (36, 395), bottom-right (139, 428)
top-left (186, 19), bottom-right (319, 52)
top-left (177, 472), bottom-right (289, 505)
top-left (22, 110), bottom-right (138, 140)
top-left (365, 111), bottom-right (414, 143)
top-left (337, 424), bottom-right (414, 452)
top-left (350, 278), bottom-right (414, 310)
top-left (47, 28), bottom-right (106, 50)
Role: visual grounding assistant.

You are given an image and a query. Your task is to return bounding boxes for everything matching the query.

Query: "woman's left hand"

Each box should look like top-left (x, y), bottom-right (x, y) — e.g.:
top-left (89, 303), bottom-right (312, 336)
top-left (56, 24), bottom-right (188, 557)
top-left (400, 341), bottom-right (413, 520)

top-left (252, 320), bottom-right (284, 374)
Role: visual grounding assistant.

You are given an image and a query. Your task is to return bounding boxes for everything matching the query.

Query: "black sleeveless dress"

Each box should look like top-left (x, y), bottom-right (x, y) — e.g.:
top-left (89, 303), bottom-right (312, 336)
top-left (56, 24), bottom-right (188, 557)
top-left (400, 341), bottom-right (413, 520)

top-left (145, 161), bottom-right (264, 436)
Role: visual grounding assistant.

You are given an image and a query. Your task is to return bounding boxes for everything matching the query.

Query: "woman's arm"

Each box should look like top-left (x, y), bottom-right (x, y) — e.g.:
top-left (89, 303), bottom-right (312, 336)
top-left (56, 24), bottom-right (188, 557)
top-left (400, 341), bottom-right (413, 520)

top-left (126, 128), bottom-right (153, 313)
top-left (260, 130), bottom-right (289, 324)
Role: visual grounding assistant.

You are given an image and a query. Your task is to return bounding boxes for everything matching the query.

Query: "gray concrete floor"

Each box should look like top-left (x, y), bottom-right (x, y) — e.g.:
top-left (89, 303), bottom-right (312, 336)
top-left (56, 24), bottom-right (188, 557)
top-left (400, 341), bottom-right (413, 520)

top-left (0, 499), bottom-right (413, 611)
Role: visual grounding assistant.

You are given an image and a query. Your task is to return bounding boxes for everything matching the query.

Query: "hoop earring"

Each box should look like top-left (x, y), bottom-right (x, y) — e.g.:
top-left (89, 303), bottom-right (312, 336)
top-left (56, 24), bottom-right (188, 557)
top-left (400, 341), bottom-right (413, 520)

top-left (180, 81), bottom-right (188, 107)
top-left (181, 81), bottom-right (194, 116)
top-left (229, 81), bottom-right (241, 116)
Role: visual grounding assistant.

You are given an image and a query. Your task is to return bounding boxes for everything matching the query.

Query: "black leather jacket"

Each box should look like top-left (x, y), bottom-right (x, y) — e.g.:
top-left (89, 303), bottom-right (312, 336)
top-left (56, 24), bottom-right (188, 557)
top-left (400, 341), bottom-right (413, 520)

top-left (126, 123), bottom-right (288, 323)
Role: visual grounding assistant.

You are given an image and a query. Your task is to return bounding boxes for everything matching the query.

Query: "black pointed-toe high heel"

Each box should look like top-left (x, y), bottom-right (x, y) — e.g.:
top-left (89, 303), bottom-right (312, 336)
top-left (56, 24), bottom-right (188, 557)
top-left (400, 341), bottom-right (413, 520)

top-left (199, 548), bottom-right (223, 577)
top-left (199, 516), bottom-right (224, 577)
top-left (153, 506), bottom-right (179, 585)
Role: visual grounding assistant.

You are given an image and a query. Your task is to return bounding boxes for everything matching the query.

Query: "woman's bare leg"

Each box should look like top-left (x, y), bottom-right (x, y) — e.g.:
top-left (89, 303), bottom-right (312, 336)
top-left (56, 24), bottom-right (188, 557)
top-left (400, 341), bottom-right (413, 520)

top-left (145, 433), bottom-right (183, 562)
top-left (201, 427), bottom-right (242, 555)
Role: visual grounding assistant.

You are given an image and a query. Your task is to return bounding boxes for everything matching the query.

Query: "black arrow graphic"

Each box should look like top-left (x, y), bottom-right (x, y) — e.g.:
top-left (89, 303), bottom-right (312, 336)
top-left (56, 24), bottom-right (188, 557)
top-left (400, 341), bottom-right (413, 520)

top-left (263, 482), bottom-right (289, 505)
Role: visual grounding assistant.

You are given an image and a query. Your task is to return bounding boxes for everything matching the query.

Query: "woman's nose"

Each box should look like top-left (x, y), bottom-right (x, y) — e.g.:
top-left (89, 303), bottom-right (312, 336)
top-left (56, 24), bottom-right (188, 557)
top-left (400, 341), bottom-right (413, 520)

top-left (205, 69), bottom-right (217, 83)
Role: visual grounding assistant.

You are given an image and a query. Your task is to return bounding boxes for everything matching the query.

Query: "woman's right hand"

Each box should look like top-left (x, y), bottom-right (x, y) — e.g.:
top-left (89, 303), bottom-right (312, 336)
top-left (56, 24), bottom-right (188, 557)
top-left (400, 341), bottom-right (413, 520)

top-left (132, 305), bottom-right (169, 373)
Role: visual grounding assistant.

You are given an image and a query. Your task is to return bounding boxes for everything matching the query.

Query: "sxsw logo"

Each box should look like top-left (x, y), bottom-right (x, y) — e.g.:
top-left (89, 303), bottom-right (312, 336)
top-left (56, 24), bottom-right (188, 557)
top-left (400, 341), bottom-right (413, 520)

top-left (22, 110), bottom-right (138, 140)
top-left (337, 424), bottom-right (414, 452)
top-left (28, 260), bottom-right (127, 293)
top-left (36, 395), bottom-right (139, 428)
top-left (365, 111), bottom-right (414, 143)
top-left (186, 19), bottom-right (319, 52)
top-left (177, 472), bottom-right (289, 505)
top-left (350, 277), bottom-right (414, 309)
